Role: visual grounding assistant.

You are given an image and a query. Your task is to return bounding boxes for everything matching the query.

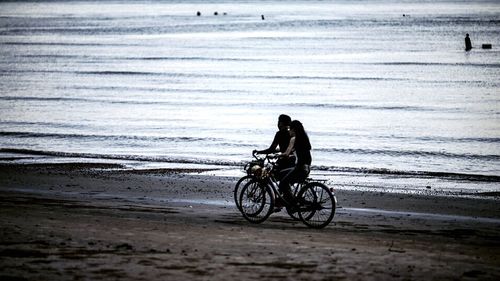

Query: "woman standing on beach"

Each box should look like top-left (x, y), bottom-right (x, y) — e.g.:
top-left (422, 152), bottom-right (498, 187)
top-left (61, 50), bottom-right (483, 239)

top-left (279, 120), bottom-right (312, 206)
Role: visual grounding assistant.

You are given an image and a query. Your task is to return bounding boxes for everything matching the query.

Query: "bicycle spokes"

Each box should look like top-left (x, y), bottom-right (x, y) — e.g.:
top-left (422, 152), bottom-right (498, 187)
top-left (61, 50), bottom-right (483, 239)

top-left (239, 180), bottom-right (274, 223)
top-left (297, 182), bottom-right (336, 229)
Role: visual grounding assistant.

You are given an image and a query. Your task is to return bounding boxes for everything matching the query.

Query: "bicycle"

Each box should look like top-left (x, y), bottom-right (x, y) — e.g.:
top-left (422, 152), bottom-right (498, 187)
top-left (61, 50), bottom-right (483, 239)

top-left (233, 151), bottom-right (298, 217)
top-left (237, 152), bottom-right (337, 229)
top-left (233, 153), bottom-right (264, 212)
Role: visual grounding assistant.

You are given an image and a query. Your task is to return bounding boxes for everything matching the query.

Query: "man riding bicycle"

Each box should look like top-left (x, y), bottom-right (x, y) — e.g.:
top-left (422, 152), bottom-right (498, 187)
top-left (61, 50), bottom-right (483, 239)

top-left (253, 114), bottom-right (295, 175)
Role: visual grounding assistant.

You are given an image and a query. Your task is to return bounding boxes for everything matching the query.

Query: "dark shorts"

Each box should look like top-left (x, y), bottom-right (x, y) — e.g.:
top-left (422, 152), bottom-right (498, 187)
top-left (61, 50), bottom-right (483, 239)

top-left (279, 164), bottom-right (310, 192)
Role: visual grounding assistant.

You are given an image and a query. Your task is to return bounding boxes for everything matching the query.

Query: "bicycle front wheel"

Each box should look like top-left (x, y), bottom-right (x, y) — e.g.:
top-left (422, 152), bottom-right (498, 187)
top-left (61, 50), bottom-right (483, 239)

top-left (239, 179), bottom-right (274, 224)
top-left (297, 182), bottom-right (336, 229)
top-left (233, 175), bottom-right (254, 212)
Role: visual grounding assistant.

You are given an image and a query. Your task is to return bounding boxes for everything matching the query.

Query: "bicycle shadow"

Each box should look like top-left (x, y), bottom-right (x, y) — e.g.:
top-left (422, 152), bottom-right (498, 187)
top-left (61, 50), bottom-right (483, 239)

top-left (215, 210), bottom-right (332, 231)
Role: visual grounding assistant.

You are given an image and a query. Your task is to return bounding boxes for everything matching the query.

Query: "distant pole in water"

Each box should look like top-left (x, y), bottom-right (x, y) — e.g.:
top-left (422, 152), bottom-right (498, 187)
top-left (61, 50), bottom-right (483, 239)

top-left (465, 33), bottom-right (472, 51)
top-left (261, 15), bottom-right (265, 20)
top-left (196, 11), bottom-right (201, 16)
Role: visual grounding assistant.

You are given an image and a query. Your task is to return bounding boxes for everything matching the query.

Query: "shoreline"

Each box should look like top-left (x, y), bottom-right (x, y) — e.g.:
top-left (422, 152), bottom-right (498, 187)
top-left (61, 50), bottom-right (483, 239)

top-left (1, 162), bottom-right (500, 280)
top-left (1, 162), bottom-right (500, 214)
top-left (1, 156), bottom-right (499, 198)
top-left (2, 147), bottom-right (500, 182)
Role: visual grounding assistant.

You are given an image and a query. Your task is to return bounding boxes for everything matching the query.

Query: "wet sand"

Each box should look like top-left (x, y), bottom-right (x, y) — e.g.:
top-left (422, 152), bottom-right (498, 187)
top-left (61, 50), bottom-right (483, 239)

top-left (1, 163), bottom-right (499, 280)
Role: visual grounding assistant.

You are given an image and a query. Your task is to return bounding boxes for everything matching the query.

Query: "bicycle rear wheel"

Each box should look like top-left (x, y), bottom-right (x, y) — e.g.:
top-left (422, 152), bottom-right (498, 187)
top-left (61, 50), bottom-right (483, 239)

top-left (233, 175), bottom-right (253, 212)
top-left (239, 180), bottom-right (274, 224)
top-left (297, 182), bottom-right (336, 229)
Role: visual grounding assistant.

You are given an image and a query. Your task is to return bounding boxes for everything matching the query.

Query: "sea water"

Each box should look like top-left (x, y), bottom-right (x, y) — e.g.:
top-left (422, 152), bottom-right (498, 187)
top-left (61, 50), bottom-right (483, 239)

top-left (0, 0), bottom-right (499, 186)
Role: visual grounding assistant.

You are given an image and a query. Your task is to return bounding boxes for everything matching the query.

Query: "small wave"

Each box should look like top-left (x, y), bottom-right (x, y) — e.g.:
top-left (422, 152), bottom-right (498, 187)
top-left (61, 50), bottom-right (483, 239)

top-left (75, 71), bottom-right (405, 81)
top-left (17, 54), bottom-right (253, 63)
top-left (368, 62), bottom-right (500, 68)
top-left (63, 85), bottom-right (249, 94)
top-left (291, 103), bottom-right (440, 112)
top-left (416, 17), bottom-right (500, 26)
top-left (0, 132), bottom-right (253, 149)
top-left (10, 68), bottom-right (487, 85)
top-left (264, 75), bottom-right (407, 81)
top-left (413, 136), bottom-right (500, 144)
top-left (78, 71), bottom-right (155, 76)
top-left (314, 165), bottom-right (500, 183)
top-left (311, 131), bottom-right (500, 144)
top-left (419, 80), bottom-right (499, 87)
top-left (0, 96), bottom-right (166, 106)
top-left (0, 131), bottom-right (223, 143)
top-left (376, 134), bottom-right (500, 144)
top-left (21, 54), bottom-right (83, 59)
top-left (1, 42), bottom-right (136, 47)
top-left (0, 148), bottom-right (240, 167)
top-left (0, 96), bottom-right (91, 102)
top-left (0, 69), bottom-right (409, 82)
top-left (0, 95), bottom-right (251, 107)
top-left (315, 147), bottom-right (500, 161)
top-left (129, 56), bottom-right (262, 62)
top-left (0, 121), bottom-right (84, 130)
top-left (0, 96), bottom-right (442, 110)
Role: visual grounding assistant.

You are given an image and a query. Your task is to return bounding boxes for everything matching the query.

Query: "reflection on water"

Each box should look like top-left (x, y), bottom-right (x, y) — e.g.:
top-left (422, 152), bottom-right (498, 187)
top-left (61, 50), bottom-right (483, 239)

top-left (0, 0), bottom-right (499, 181)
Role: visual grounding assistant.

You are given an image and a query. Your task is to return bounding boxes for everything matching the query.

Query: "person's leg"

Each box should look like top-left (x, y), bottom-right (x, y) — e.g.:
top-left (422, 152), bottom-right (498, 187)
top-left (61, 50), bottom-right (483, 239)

top-left (294, 165), bottom-right (311, 205)
top-left (278, 167), bottom-right (298, 205)
top-left (275, 157), bottom-right (294, 180)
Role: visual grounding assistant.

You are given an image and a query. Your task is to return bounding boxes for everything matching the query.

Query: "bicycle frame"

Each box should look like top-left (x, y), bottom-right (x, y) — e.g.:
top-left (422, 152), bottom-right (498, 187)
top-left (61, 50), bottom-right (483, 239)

top-left (252, 153), bottom-right (308, 207)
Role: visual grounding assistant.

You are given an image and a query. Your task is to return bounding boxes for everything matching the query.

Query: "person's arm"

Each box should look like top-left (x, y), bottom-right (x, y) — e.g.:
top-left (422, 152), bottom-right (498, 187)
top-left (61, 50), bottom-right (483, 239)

top-left (282, 136), bottom-right (295, 157)
top-left (255, 132), bottom-right (280, 154)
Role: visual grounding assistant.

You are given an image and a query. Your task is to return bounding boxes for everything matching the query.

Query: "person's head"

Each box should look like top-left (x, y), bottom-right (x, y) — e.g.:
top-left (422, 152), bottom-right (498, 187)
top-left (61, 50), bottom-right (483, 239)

top-left (290, 120), bottom-right (303, 137)
top-left (466, 33), bottom-right (469, 37)
top-left (290, 120), bottom-right (311, 149)
top-left (277, 114), bottom-right (291, 131)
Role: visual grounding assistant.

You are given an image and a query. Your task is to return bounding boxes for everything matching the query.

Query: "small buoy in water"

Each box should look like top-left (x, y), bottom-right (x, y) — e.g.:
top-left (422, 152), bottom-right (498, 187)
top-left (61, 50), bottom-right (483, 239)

top-left (214, 11), bottom-right (218, 16)
top-left (426, 185), bottom-right (431, 189)
top-left (482, 44), bottom-right (492, 49)
top-left (196, 11), bottom-right (201, 16)
top-left (261, 14), bottom-right (265, 20)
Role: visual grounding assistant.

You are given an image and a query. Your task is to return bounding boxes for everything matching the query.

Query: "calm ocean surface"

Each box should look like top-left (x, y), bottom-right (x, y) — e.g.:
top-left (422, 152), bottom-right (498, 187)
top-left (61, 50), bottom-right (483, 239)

top-left (1, 0), bottom-right (499, 184)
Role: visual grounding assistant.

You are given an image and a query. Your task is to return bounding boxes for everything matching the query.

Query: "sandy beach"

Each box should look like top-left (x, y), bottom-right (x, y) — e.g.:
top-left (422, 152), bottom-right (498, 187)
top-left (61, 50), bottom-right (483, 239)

top-left (0, 163), bottom-right (499, 280)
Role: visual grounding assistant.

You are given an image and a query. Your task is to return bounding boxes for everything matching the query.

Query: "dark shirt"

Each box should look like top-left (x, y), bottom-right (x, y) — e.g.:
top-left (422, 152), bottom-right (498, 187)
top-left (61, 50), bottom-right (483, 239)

top-left (295, 141), bottom-right (312, 166)
top-left (259, 130), bottom-right (290, 154)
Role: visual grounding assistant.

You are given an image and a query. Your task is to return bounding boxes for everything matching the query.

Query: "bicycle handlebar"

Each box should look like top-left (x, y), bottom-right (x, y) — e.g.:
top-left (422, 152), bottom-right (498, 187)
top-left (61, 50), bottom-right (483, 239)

top-left (253, 150), bottom-right (280, 160)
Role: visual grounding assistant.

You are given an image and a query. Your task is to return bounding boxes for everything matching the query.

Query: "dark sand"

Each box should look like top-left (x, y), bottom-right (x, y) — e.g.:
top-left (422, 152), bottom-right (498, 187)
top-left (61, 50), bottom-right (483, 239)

top-left (1, 163), bottom-right (499, 280)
